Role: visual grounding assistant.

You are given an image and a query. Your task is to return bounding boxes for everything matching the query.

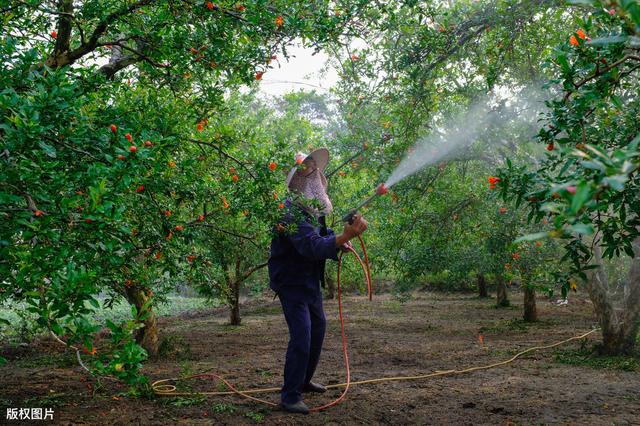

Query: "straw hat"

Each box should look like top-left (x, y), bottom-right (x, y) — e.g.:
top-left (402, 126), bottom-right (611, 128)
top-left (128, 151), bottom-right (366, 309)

top-left (286, 148), bottom-right (330, 192)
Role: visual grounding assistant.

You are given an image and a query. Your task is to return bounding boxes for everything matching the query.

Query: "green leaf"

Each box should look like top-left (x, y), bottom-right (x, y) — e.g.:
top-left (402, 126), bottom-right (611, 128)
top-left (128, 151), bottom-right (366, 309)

top-left (602, 175), bottom-right (628, 191)
top-left (38, 141), bottom-right (57, 158)
top-left (585, 36), bottom-right (628, 46)
top-left (569, 182), bottom-right (592, 214)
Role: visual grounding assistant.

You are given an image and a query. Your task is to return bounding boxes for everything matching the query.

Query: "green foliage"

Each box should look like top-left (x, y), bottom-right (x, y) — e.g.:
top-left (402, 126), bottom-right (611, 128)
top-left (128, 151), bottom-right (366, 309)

top-left (554, 348), bottom-right (640, 371)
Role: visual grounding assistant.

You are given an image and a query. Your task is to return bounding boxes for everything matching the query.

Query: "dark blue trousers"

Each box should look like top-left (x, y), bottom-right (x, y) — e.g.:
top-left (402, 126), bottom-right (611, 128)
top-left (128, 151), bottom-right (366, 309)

top-left (278, 287), bottom-right (326, 405)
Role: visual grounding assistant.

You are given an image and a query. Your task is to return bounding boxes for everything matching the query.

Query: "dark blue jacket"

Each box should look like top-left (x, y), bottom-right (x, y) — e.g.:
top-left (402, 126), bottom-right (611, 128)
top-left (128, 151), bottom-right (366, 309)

top-left (268, 200), bottom-right (339, 294)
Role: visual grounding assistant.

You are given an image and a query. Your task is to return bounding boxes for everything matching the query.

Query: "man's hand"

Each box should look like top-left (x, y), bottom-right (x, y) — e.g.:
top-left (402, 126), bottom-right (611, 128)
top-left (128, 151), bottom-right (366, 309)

top-left (335, 215), bottom-right (368, 248)
top-left (339, 241), bottom-right (353, 253)
top-left (344, 214), bottom-right (368, 239)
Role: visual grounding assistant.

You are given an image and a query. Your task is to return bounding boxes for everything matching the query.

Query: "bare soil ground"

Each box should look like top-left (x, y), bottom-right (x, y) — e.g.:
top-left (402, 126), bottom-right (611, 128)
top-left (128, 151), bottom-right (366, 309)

top-left (2, 290), bottom-right (639, 425)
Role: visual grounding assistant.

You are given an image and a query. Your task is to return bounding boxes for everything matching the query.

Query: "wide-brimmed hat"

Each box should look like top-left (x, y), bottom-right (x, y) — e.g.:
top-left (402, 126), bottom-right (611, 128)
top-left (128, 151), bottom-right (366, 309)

top-left (286, 148), bottom-right (330, 192)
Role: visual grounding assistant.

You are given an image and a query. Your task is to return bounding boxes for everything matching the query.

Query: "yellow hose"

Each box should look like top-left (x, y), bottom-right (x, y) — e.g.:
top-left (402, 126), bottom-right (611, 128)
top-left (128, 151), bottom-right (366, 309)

top-left (151, 328), bottom-right (599, 397)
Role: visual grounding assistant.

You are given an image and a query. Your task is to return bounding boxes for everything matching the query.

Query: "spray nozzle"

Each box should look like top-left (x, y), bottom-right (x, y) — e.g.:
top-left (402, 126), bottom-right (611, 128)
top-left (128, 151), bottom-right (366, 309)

top-left (376, 183), bottom-right (388, 196)
top-left (342, 182), bottom-right (388, 223)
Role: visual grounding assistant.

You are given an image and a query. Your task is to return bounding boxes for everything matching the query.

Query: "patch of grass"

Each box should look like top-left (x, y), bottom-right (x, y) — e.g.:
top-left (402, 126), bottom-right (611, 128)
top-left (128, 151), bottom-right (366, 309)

top-left (251, 306), bottom-right (281, 316)
top-left (212, 403), bottom-right (237, 413)
top-left (480, 318), bottom-right (559, 334)
top-left (24, 392), bottom-right (66, 407)
top-left (158, 334), bottom-right (192, 360)
top-left (15, 353), bottom-right (76, 369)
top-left (488, 303), bottom-right (518, 310)
top-left (164, 396), bottom-right (206, 407)
top-left (255, 368), bottom-right (273, 378)
top-left (245, 410), bottom-right (265, 422)
top-left (553, 348), bottom-right (640, 372)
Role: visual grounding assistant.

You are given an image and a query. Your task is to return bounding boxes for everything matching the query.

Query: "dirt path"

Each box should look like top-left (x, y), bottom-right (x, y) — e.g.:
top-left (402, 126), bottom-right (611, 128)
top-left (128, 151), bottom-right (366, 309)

top-left (2, 291), bottom-right (639, 425)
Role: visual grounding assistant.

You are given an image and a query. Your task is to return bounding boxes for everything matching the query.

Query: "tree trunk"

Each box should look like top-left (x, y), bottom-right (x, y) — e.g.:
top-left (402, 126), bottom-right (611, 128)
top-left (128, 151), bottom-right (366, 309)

top-left (124, 286), bottom-right (159, 358)
top-left (523, 286), bottom-right (537, 322)
top-left (325, 272), bottom-right (335, 300)
top-left (228, 257), bottom-right (242, 326)
top-left (587, 237), bottom-right (640, 355)
top-left (496, 274), bottom-right (510, 307)
top-left (229, 278), bottom-right (241, 326)
top-left (478, 273), bottom-right (489, 298)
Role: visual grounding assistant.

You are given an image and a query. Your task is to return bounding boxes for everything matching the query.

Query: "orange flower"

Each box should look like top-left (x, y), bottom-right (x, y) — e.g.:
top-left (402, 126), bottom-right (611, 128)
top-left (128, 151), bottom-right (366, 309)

top-left (175, 225), bottom-right (184, 231)
top-left (504, 263), bottom-right (511, 270)
top-left (164, 210), bottom-right (171, 217)
top-left (222, 196), bottom-right (229, 209)
top-left (268, 161), bottom-right (277, 171)
top-left (576, 29), bottom-right (587, 40)
top-left (168, 160), bottom-right (176, 168)
top-left (499, 207), bottom-right (507, 214)
top-left (34, 210), bottom-right (43, 217)
top-left (278, 202), bottom-right (285, 209)
top-left (569, 35), bottom-right (579, 46)
top-left (535, 241), bottom-right (542, 247)
top-left (198, 214), bottom-right (205, 222)
top-left (272, 191), bottom-right (278, 200)
top-left (255, 71), bottom-right (264, 80)
top-left (351, 54), bottom-right (359, 61)
top-left (488, 176), bottom-right (500, 189)
top-left (478, 334), bottom-right (484, 345)
top-left (155, 252), bottom-right (162, 260)
top-left (275, 15), bottom-right (284, 27)
top-left (206, 1), bottom-right (214, 10)
top-left (166, 231), bottom-right (173, 240)
top-left (197, 122), bottom-right (204, 132)
top-left (511, 252), bottom-right (520, 260)
top-left (232, 175), bottom-right (239, 183)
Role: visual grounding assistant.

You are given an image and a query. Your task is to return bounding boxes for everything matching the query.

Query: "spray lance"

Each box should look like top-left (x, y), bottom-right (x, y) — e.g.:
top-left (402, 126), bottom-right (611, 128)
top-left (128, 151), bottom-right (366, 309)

top-left (341, 183), bottom-right (389, 224)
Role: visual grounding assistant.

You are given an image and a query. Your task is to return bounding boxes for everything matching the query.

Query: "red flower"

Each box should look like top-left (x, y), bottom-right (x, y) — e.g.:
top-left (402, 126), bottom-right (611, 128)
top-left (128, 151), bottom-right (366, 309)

top-left (117, 154), bottom-right (126, 161)
top-left (569, 35), bottom-right (579, 46)
top-left (197, 122), bottom-right (204, 132)
top-left (155, 252), bottom-right (162, 260)
top-left (110, 124), bottom-right (117, 134)
top-left (198, 214), bottom-right (205, 222)
top-left (499, 207), bottom-right (507, 214)
top-left (278, 202), bottom-right (285, 209)
top-left (51, 31), bottom-right (57, 39)
top-left (275, 15), bottom-right (284, 27)
top-left (546, 143), bottom-right (554, 151)
top-left (268, 161), bottom-right (277, 171)
top-left (206, 1), bottom-right (214, 10)
top-left (351, 54), bottom-right (359, 61)
top-left (512, 252), bottom-right (520, 260)
top-left (608, 8), bottom-right (615, 16)
top-left (187, 255), bottom-right (196, 263)
top-left (136, 185), bottom-right (145, 193)
top-left (576, 29), bottom-right (587, 40)
top-left (488, 176), bottom-right (500, 189)
top-left (566, 186), bottom-right (576, 195)
top-left (255, 71), bottom-right (264, 80)
top-left (232, 175), bottom-right (239, 183)
top-left (164, 210), bottom-right (171, 217)
top-left (34, 210), bottom-right (43, 217)
top-left (129, 145), bottom-right (137, 153)
top-left (145, 140), bottom-right (152, 147)
top-left (175, 225), bottom-right (184, 231)
top-left (125, 133), bottom-right (133, 142)
top-left (504, 263), bottom-right (511, 270)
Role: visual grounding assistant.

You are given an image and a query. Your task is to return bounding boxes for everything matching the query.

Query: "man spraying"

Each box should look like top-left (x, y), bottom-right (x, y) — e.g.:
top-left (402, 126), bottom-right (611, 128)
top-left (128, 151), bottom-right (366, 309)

top-left (268, 148), bottom-right (368, 414)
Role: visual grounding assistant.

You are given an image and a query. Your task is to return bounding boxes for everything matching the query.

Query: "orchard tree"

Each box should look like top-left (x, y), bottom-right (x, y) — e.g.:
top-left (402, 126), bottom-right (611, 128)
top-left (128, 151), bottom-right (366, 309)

top-left (496, 1), bottom-right (640, 354)
top-left (0, 0), bottom-right (375, 382)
